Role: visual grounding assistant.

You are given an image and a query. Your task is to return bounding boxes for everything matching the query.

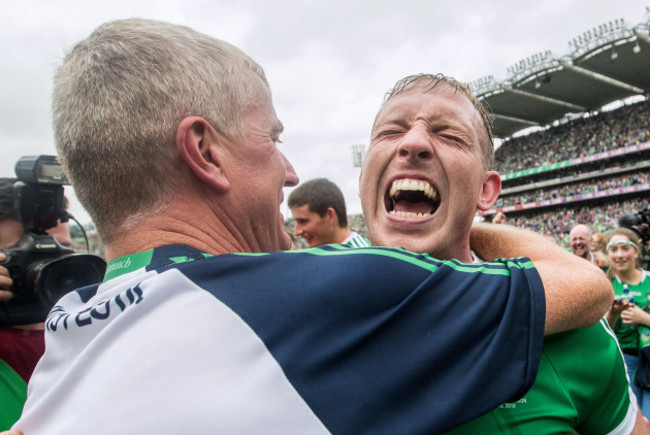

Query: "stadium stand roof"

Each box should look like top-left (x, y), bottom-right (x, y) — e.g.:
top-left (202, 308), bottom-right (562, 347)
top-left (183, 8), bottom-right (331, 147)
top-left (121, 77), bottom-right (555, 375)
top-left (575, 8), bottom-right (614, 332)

top-left (470, 10), bottom-right (650, 139)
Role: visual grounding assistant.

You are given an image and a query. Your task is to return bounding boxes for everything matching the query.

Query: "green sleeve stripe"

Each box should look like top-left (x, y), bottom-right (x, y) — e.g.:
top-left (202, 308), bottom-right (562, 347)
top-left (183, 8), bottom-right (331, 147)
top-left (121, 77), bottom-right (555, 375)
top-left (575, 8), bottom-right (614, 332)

top-left (236, 245), bottom-right (534, 277)
top-left (293, 246), bottom-right (442, 272)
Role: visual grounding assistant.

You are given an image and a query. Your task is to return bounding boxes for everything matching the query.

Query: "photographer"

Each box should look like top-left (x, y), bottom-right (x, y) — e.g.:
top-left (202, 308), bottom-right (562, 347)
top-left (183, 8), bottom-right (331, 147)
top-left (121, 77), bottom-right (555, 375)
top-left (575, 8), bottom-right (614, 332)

top-left (0, 177), bottom-right (71, 430)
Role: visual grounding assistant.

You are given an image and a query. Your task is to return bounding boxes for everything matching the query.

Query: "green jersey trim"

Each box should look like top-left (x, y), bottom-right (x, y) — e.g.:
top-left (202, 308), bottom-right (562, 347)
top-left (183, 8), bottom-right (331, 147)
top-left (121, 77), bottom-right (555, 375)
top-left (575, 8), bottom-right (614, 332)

top-left (104, 244), bottom-right (529, 282)
top-left (104, 250), bottom-right (154, 282)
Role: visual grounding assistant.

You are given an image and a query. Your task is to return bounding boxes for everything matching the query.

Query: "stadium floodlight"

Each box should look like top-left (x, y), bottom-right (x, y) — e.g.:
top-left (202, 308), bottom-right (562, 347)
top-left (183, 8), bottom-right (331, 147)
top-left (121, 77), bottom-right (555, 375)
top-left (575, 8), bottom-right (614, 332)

top-left (351, 144), bottom-right (366, 168)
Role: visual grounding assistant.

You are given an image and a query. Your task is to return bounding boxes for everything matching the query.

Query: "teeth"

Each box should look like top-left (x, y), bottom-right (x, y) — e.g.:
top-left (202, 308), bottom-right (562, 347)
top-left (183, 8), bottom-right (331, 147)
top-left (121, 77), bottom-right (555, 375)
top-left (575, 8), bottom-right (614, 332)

top-left (389, 210), bottom-right (430, 218)
top-left (389, 178), bottom-right (437, 200)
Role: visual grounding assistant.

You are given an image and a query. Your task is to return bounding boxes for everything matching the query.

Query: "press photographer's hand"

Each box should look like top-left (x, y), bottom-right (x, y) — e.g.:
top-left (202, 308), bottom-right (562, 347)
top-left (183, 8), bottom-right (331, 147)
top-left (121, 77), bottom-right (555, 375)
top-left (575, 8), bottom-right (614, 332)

top-left (0, 253), bottom-right (14, 301)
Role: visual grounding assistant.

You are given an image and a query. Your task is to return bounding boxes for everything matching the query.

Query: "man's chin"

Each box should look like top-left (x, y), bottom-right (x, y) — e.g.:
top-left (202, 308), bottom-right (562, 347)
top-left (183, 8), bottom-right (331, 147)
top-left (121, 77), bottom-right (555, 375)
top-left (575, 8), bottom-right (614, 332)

top-left (371, 231), bottom-right (437, 254)
top-left (279, 232), bottom-right (293, 251)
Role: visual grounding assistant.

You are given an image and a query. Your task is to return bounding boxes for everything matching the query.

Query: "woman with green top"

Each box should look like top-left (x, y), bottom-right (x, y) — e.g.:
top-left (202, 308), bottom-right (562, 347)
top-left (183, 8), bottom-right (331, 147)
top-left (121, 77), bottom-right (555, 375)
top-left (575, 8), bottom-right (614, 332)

top-left (605, 227), bottom-right (650, 416)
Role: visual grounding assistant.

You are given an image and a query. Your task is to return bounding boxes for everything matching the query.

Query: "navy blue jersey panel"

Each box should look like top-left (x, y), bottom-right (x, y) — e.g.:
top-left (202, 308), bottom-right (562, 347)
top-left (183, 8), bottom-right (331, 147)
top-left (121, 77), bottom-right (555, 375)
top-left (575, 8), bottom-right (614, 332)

top-left (170, 245), bottom-right (544, 434)
top-left (74, 283), bottom-right (100, 303)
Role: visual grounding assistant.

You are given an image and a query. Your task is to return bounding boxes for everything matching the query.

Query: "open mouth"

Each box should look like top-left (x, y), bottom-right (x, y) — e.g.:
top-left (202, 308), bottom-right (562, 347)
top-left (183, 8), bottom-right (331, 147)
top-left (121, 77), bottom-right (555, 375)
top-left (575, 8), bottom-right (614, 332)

top-left (386, 178), bottom-right (439, 218)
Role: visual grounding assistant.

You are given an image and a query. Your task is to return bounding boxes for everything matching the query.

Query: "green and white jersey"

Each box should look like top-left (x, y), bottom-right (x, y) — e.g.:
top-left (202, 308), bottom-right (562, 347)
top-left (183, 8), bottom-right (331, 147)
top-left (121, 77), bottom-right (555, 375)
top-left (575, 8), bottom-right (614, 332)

top-left (341, 231), bottom-right (370, 248)
top-left (612, 270), bottom-right (650, 351)
top-left (447, 319), bottom-right (636, 434)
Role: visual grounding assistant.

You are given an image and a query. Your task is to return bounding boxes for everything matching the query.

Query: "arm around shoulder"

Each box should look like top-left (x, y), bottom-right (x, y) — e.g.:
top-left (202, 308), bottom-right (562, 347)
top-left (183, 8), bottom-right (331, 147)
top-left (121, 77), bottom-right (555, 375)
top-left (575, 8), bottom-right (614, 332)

top-left (470, 223), bottom-right (614, 335)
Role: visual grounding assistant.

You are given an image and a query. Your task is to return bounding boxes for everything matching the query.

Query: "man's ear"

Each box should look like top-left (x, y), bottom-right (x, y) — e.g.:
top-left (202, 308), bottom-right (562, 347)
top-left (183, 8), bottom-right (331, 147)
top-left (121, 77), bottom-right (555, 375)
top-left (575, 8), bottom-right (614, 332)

top-left (326, 207), bottom-right (338, 225)
top-left (477, 170), bottom-right (501, 211)
top-left (176, 116), bottom-right (229, 192)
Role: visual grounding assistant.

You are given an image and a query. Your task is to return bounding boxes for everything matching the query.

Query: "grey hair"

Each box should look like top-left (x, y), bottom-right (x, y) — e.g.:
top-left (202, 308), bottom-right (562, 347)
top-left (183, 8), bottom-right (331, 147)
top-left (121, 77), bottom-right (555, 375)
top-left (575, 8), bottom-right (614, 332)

top-left (53, 18), bottom-right (268, 242)
top-left (374, 73), bottom-right (495, 169)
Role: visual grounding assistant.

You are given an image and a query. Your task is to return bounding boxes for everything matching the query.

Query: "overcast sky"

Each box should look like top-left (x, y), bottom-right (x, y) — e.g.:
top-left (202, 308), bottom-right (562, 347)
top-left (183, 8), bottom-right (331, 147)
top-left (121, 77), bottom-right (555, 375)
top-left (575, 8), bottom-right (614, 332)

top-left (1, 1), bottom-right (647, 224)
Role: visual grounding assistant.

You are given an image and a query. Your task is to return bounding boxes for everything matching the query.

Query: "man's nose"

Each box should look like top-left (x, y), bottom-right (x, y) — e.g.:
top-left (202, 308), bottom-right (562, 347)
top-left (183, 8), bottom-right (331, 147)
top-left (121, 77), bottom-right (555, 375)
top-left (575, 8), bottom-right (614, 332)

top-left (397, 125), bottom-right (434, 161)
top-left (283, 152), bottom-right (299, 187)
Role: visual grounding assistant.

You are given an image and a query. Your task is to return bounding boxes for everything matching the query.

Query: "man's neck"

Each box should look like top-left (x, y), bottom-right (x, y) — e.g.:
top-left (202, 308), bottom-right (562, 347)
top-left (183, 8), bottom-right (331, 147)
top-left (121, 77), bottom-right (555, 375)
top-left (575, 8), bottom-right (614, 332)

top-left (429, 239), bottom-right (473, 263)
top-left (334, 227), bottom-right (352, 244)
top-left (103, 195), bottom-right (284, 261)
top-left (105, 225), bottom-right (237, 262)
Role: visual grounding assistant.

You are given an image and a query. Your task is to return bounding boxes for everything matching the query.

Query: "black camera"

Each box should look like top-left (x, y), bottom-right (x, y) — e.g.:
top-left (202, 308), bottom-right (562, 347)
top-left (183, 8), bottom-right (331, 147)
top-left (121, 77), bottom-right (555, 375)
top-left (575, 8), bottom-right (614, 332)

top-left (0, 155), bottom-right (106, 327)
top-left (619, 206), bottom-right (650, 244)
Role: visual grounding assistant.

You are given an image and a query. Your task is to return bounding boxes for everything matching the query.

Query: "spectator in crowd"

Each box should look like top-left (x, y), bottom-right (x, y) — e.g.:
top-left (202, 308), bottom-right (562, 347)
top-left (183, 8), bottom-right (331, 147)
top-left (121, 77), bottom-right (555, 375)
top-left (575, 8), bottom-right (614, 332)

top-left (569, 224), bottom-right (607, 268)
top-left (492, 211), bottom-right (506, 224)
top-left (606, 227), bottom-right (650, 418)
top-left (10, 19), bottom-right (613, 434)
top-left (592, 231), bottom-right (610, 270)
top-left (359, 73), bottom-right (644, 433)
top-left (288, 178), bottom-right (368, 247)
top-left (591, 232), bottom-right (606, 252)
top-left (569, 224), bottom-right (591, 259)
top-left (0, 178), bottom-right (72, 430)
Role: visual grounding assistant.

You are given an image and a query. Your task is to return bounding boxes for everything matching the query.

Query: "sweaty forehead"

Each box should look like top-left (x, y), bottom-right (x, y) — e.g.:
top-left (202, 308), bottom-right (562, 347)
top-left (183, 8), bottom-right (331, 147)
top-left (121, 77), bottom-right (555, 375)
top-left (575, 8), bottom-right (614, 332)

top-left (373, 84), bottom-right (482, 132)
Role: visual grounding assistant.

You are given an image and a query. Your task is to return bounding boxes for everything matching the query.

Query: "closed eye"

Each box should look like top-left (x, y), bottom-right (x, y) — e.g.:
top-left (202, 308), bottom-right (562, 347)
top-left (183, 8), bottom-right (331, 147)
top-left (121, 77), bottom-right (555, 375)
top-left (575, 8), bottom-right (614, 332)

top-left (436, 128), bottom-right (470, 147)
top-left (374, 129), bottom-right (403, 140)
top-left (441, 134), bottom-right (463, 143)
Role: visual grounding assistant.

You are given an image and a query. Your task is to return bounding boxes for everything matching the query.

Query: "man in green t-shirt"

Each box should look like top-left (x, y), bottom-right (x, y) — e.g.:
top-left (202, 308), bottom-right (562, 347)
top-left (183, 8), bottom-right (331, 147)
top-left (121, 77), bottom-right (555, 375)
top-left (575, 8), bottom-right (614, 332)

top-left (359, 73), bottom-right (647, 433)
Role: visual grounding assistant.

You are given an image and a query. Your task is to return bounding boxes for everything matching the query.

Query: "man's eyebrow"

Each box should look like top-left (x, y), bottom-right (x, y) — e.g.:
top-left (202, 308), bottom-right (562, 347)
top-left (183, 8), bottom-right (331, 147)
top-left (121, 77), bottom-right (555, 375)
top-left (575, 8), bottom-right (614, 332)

top-left (372, 117), bottom-right (409, 133)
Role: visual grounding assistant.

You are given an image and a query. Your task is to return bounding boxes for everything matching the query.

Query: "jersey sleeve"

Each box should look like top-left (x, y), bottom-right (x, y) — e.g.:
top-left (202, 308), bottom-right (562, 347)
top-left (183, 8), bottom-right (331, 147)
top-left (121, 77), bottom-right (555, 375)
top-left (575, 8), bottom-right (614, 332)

top-left (554, 320), bottom-right (637, 434)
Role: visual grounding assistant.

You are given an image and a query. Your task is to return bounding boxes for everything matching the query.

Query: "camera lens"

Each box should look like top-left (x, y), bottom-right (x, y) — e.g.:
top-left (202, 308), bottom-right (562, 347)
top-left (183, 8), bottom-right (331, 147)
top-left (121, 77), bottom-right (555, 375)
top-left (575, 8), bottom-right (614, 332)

top-left (36, 255), bottom-right (106, 307)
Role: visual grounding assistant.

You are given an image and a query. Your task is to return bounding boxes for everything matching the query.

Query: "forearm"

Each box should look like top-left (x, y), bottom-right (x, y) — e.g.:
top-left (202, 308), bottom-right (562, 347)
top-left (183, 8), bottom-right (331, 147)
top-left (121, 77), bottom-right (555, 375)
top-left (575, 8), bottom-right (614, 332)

top-left (470, 223), bottom-right (614, 334)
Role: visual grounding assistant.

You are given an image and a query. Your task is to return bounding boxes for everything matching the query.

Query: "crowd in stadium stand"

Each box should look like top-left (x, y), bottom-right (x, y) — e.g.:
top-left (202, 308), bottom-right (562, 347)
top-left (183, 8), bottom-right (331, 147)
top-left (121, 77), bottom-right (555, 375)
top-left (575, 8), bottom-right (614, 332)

top-left (495, 170), bottom-right (650, 208)
top-left (510, 198), bottom-right (647, 247)
top-left (494, 100), bottom-right (650, 174)
top-left (485, 98), bottom-right (650, 250)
